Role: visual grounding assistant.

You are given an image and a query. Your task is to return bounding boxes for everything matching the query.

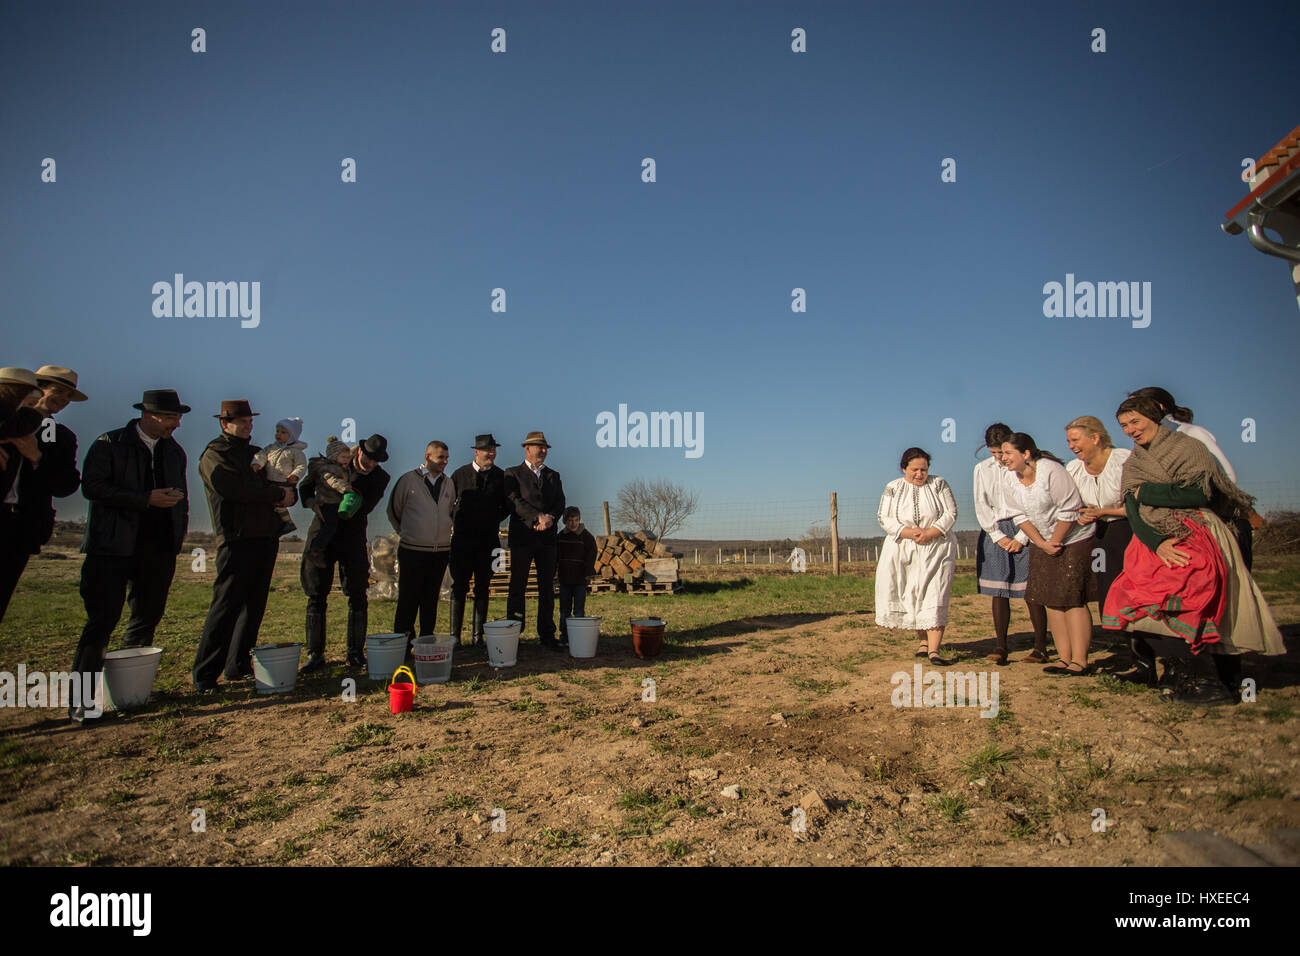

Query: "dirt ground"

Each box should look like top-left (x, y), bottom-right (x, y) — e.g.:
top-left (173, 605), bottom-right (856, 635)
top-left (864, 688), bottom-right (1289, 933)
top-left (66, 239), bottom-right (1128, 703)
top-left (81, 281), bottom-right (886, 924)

top-left (2, 563), bottom-right (1297, 867)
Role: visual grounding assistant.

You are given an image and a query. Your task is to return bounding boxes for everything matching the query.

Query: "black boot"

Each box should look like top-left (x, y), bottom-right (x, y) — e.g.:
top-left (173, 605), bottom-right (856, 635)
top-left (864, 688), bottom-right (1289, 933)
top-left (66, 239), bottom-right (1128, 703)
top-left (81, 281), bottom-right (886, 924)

top-left (345, 605), bottom-right (367, 668)
top-left (1115, 635), bottom-right (1158, 686)
top-left (472, 598), bottom-right (489, 645)
top-left (305, 607), bottom-right (327, 660)
top-left (1212, 654), bottom-right (1243, 703)
top-left (450, 595), bottom-right (466, 646)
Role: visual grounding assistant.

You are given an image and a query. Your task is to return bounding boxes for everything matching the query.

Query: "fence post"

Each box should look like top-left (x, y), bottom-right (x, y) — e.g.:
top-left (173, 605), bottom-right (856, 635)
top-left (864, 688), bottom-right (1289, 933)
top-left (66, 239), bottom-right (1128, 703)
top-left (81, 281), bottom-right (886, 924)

top-left (718, 548), bottom-right (722, 564)
top-left (695, 548), bottom-right (699, 565)
top-left (830, 492), bottom-right (840, 576)
top-left (769, 547), bottom-right (772, 564)
top-left (602, 501), bottom-right (611, 537)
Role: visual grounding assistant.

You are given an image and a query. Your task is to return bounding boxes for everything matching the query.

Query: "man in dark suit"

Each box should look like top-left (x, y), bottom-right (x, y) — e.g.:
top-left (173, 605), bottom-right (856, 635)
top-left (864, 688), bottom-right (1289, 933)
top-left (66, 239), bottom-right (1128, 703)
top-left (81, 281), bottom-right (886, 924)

top-left (448, 434), bottom-right (510, 646)
top-left (0, 366), bottom-right (85, 624)
top-left (299, 434), bottom-right (391, 670)
top-left (192, 400), bottom-right (296, 689)
top-left (504, 431), bottom-right (566, 650)
top-left (70, 389), bottom-right (190, 724)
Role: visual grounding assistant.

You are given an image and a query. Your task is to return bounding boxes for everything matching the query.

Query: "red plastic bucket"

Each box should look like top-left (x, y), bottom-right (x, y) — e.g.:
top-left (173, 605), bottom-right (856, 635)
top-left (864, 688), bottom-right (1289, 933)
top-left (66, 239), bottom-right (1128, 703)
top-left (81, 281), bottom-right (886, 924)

top-left (388, 665), bottom-right (416, 714)
top-left (630, 618), bottom-right (665, 660)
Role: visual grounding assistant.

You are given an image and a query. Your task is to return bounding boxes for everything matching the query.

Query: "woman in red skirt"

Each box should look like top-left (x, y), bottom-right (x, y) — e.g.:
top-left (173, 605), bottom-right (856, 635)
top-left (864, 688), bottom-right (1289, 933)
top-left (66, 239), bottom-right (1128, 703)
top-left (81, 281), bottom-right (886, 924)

top-left (1102, 395), bottom-right (1271, 701)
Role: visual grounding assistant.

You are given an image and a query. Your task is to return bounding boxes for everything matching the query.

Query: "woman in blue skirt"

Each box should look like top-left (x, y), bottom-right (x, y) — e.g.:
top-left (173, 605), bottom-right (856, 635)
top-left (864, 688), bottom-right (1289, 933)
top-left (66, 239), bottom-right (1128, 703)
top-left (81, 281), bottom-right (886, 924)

top-left (973, 422), bottom-right (1048, 665)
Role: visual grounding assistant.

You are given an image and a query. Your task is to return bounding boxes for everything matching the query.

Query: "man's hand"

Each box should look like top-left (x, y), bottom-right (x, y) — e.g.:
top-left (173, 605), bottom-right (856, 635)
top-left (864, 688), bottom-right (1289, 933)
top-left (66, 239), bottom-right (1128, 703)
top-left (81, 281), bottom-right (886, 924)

top-left (281, 488), bottom-right (296, 507)
top-left (7, 434), bottom-right (41, 463)
top-left (148, 488), bottom-right (183, 508)
top-left (251, 461), bottom-right (264, 472)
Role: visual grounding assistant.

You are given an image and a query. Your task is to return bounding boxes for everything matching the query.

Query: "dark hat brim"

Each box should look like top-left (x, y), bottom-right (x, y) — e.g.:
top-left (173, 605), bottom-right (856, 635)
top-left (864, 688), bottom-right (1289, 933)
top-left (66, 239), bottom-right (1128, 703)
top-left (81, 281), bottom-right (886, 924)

top-left (134, 402), bottom-right (193, 414)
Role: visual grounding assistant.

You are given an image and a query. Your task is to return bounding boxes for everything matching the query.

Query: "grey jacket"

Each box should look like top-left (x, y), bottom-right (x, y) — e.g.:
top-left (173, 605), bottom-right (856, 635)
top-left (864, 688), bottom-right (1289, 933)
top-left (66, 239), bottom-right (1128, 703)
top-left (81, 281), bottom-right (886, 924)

top-left (386, 468), bottom-right (454, 552)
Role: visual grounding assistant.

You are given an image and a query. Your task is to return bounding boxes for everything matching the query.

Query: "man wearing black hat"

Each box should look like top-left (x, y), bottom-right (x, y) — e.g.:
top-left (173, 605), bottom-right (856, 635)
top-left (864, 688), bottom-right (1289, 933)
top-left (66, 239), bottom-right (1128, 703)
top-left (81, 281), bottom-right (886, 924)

top-left (0, 366), bottom-right (85, 624)
top-left (192, 400), bottom-right (297, 691)
top-left (504, 431), bottom-right (566, 650)
top-left (448, 434), bottom-right (510, 646)
top-left (69, 389), bottom-right (190, 723)
top-left (299, 435), bottom-right (391, 670)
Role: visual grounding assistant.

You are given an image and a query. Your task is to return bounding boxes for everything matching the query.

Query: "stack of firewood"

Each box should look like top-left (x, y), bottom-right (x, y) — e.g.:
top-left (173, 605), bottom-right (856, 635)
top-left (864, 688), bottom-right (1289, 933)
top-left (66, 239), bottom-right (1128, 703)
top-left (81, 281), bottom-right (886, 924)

top-left (593, 531), bottom-right (681, 591)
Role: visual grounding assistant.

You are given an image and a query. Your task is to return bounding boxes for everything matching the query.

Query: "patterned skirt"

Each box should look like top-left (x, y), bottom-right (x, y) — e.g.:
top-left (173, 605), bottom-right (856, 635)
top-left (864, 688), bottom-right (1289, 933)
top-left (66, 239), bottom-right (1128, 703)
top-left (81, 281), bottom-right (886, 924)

top-left (976, 519), bottom-right (1029, 597)
top-left (1026, 536), bottom-right (1095, 608)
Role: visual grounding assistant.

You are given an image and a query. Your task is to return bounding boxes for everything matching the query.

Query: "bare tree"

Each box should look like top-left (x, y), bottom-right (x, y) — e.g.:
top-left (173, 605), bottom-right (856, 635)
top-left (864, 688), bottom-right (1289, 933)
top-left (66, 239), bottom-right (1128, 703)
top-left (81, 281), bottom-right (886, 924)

top-left (612, 478), bottom-right (699, 542)
top-left (801, 522), bottom-right (830, 553)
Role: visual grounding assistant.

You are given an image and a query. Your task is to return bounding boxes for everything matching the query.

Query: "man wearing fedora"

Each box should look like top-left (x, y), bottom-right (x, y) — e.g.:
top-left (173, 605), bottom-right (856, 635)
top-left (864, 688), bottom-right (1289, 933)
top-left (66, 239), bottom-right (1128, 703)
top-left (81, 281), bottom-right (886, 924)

top-left (504, 431), bottom-right (566, 650)
top-left (0, 366), bottom-right (86, 623)
top-left (299, 434), bottom-right (391, 670)
top-left (70, 389), bottom-right (190, 723)
top-left (448, 434), bottom-right (510, 646)
top-left (192, 400), bottom-right (296, 690)
top-left (0, 367), bottom-right (85, 623)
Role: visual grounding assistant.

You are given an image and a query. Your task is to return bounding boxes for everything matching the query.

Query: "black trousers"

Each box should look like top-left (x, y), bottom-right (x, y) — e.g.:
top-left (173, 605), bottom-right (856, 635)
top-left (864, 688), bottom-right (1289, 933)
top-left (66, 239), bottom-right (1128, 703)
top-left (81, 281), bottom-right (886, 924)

top-left (73, 542), bottom-right (177, 678)
top-left (394, 546), bottom-right (450, 638)
top-left (300, 535), bottom-right (370, 657)
top-left (192, 537), bottom-right (279, 683)
top-left (0, 514), bottom-right (32, 625)
top-left (449, 537), bottom-right (496, 639)
top-left (1092, 517), bottom-right (1133, 613)
top-left (507, 540), bottom-right (557, 639)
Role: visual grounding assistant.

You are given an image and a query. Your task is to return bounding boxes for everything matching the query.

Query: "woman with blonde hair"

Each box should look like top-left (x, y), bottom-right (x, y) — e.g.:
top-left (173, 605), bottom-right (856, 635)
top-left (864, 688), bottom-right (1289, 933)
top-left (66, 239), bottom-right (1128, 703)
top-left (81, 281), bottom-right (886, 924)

top-left (1064, 415), bottom-right (1131, 614)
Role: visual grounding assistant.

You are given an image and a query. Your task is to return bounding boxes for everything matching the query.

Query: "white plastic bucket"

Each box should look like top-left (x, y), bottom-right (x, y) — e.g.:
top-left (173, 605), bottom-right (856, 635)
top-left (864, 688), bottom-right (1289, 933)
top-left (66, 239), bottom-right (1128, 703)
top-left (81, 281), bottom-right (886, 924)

top-left (366, 633), bottom-right (409, 681)
top-left (483, 620), bottom-right (521, 668)
top-left (252, 643), bottom-right (302, 695)
top-left (411, 635), bottom-right (455, 685)
top-left (102, 646), bottom-right (163, 711)
top-left (566, 617), bottom-right (601, 659)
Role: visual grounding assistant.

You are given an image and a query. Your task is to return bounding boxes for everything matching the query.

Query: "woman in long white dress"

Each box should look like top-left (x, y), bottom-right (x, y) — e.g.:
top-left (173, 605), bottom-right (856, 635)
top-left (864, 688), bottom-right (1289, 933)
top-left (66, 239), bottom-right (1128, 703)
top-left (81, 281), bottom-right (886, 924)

top-left (876, 447), bottom-right (959, 665)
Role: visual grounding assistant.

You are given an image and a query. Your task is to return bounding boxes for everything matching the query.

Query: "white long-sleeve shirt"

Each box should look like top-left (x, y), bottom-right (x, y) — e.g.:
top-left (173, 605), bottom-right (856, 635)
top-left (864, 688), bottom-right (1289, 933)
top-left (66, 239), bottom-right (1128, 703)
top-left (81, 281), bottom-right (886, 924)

top-left (973, 455), bottom-right (1029, 545)
top-left (1065, 447), bottom-right (1131, 519)
top-left (1002, 458), bottom-right (1094, 545)
top-left (1162, 417), bottom-right (1237, 484)
top-left (878, 475), bottom-right (958, 541)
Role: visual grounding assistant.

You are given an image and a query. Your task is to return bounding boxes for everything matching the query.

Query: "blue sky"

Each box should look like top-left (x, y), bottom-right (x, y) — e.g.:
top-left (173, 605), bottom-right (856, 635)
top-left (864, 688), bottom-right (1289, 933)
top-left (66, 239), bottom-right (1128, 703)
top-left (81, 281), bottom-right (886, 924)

top-left (3, 0), bottom-right (1298, 539)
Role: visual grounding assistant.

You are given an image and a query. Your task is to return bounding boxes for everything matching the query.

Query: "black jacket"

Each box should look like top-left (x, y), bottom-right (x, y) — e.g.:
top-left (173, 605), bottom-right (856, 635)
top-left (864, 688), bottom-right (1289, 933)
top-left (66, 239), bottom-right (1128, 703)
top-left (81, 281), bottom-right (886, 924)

top-left (503, 463), bottom-right (565, 548)
top-left (80, 420), bottom-right (188, 556)
top-left (300, 460), bottom-right (390, 548)
top-left (1, 420), bottom-right (80, 554)
top-left (449, 463), bottom-right (509, 542)
top-left (198, 432), bottom-right (287, 545)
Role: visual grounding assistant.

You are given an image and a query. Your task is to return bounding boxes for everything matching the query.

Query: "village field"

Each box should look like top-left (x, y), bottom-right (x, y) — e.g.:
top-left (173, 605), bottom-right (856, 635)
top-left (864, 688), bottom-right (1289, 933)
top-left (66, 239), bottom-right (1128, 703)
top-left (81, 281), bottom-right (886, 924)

top-left (1, 549), bottom-right (1297, 867)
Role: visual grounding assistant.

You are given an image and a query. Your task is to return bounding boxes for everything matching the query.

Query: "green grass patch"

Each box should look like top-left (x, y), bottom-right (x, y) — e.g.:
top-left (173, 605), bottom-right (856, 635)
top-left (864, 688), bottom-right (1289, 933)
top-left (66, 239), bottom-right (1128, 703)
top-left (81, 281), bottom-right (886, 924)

top-left (962, 743), bottom-right (1016, 779)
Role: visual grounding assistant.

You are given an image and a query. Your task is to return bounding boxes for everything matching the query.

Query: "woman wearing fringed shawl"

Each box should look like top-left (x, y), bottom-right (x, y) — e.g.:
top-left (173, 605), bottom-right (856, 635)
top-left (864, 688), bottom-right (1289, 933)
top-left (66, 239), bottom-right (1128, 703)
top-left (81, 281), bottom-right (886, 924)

top-left (1103, 395), bottom-right (1283, 701)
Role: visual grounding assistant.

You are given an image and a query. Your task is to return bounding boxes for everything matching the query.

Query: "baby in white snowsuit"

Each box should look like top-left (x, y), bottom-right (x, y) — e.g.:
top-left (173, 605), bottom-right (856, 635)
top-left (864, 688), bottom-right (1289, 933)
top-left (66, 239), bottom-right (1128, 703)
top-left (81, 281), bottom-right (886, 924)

top-left (252, 417), bottom-right (309, 536)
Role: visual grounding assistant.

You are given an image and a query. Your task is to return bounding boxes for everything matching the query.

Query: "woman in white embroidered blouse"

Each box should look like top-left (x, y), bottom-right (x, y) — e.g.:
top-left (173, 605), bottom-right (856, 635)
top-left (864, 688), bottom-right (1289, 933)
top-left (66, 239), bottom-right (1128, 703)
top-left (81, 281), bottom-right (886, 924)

top-left (973, 422), bottom-right (1050, 665)
top-left (1001, 432), bottom-right (1096, 675)
top-left (876, 447), bottom-right (959, 665)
